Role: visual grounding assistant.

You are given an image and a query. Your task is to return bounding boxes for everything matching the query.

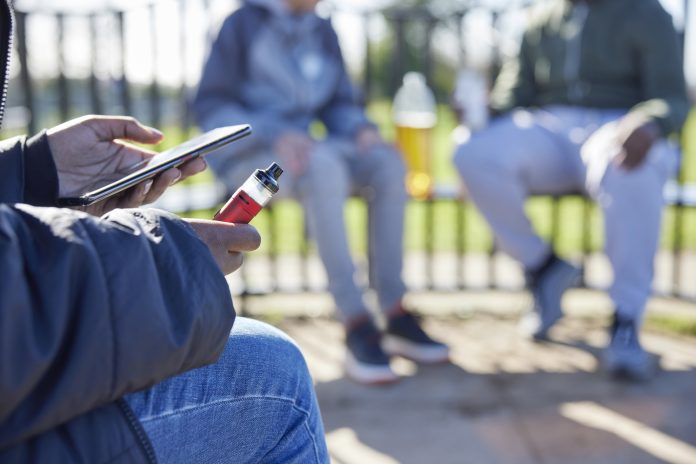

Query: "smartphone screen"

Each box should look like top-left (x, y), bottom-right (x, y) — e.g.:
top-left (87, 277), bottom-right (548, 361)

top-left (57, 124), bottom-right (251, 206)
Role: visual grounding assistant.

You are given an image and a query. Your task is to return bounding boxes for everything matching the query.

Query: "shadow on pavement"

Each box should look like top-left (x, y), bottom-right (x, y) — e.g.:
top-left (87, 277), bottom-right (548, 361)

top-left (283, 317), bottom-right (696, 464)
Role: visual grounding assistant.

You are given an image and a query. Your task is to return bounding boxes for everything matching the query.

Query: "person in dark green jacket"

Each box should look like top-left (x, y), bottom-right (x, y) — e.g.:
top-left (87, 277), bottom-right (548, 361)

top-left (0, 1), bottom-right (328, 461)
top-left (454, 0), bottom-right (690, 381)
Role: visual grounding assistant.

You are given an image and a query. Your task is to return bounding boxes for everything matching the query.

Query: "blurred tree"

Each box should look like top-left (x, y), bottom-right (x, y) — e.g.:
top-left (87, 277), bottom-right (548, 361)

top-left (367, 2), bottom-right (456, 103)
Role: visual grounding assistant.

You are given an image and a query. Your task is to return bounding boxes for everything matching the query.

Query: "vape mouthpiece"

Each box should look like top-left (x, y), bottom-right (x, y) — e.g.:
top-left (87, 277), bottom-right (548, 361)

top-left (254, 162), bottom-right (283, 193)
top-left (265, 162), bottom-right (283, 180)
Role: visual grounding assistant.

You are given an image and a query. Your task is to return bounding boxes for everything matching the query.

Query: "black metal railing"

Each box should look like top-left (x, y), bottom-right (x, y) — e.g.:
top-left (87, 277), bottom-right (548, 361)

top-left (4, 0), bottom-right (695, 302)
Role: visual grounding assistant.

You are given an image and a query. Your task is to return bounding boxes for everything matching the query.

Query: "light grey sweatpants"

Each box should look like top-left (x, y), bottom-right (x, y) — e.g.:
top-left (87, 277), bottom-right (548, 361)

top-left (213, 138), bottom-right (408, 322)
top-left (454, 106), bottom-right (679, 320)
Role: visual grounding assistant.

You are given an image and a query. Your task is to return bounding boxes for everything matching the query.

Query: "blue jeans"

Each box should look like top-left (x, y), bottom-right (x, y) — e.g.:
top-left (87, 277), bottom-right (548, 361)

top-left (125, 317), bottom-right (328, 463)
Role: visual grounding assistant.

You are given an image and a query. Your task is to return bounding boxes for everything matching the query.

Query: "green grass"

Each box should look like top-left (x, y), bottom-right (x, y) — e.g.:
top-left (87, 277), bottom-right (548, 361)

top-left (158, 102), bottom-right (696, 255)
top-left (7, 103), bottom-right (694, 255)
top-left (403, 103), bottom-right (695, 253)
top-left (645, 314), bottom-right (696, 338)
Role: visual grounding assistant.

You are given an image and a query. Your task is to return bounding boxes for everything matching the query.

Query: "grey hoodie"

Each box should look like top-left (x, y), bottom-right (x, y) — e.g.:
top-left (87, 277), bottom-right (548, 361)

top-left (194, 0), bottom-right (373, 171)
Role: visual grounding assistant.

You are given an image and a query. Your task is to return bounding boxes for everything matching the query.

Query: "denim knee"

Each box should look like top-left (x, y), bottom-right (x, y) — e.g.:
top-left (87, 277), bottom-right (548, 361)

top-left (225, 318), bottom-right (314, 408)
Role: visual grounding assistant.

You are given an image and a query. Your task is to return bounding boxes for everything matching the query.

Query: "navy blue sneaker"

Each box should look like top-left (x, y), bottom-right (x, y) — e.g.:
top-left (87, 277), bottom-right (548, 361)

top-left (345, 319), bottom-right (399, 385)
top-left (601, 314), bottom-right (656, 382)
top-left (383, 311), bottom-right (450, 364)
top-left (519, 254), bottom-right (581, 340)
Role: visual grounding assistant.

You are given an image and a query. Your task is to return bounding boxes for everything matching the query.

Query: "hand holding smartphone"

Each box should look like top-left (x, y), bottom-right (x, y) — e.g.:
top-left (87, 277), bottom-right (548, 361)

top-left (57, 124), bottom-right (252, 207)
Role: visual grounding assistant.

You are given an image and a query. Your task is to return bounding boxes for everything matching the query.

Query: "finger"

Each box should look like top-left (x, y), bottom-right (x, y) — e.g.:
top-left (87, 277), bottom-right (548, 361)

top-left (87, 116), bottom-right (164, 144)
top-left (187, 219), bottom-right (262, 252)
top-left (220, 223), bottom-right (262, 252)
top-left (207, 221), bottom-right (261, 252)
top-left (83, 179), bottom-right (152, 215)
top-left (142, 169), bottom-right (181, 204)
top-left (221, 251), bottom-right (245, 275)
top-left (122, 179), bottom-right (155, 208)
top-left (177, 158), bottom-right (207, 180)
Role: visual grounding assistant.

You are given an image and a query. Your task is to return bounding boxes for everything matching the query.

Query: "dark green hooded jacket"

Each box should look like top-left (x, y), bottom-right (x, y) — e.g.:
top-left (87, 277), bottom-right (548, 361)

top-left (491, 0), bottom-right (690, 135)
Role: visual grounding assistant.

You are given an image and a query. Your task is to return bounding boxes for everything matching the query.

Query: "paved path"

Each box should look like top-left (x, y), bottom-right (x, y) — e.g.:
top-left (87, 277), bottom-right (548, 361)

top-left (278, 314), bottom-right (696, 464)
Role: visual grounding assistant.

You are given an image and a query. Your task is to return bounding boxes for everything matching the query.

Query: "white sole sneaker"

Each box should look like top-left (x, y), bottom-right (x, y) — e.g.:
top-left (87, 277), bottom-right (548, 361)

top-left (344, 352), bottom-right (400, 385)
top-left (382, 334), bottom-right (450, 364)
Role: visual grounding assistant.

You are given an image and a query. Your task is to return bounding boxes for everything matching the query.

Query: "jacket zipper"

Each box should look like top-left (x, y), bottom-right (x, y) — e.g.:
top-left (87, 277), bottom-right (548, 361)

top-left (117, 398), bottom-right (158, 464)
top-left (0, 0), bottom-right (13, 130)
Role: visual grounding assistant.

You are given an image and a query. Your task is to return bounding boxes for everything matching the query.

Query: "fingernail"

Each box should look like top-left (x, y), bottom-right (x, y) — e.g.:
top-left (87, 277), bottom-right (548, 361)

top-left (170, 172), bottom-right (182, 185)
top-left (149, 127), bottom-right (163, 137)
top-left (141, 179), bottom-right (153, 196)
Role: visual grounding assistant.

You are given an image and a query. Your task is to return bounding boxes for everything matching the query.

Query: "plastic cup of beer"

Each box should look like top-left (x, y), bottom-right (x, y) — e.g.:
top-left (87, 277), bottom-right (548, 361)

top-left (393, 72), bottom-right (437, 200)
top-left (395, 113), bottom-right (435, 199)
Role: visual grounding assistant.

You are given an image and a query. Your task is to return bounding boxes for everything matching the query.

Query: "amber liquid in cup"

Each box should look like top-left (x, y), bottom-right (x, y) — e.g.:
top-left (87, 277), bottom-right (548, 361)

top-left (396, 125), bottom-right (433, 199)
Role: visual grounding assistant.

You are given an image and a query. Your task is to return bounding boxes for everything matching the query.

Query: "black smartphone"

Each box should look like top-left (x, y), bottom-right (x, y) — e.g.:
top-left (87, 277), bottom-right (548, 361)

top-left (57, 124), bottom-right (251, 207)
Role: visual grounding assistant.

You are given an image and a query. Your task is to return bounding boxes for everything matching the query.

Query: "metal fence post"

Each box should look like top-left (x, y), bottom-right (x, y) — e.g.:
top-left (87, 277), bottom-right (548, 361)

top-left (115, 10), bottom-right (131, 115)
top-left (56, 13), bottom-right (69, 122)
top-left (148, 3), bottom-right (161, 128)
top-left (89, 13), bottom-right (103, 115)
top-left (15, 11), bottom-right (35, 134)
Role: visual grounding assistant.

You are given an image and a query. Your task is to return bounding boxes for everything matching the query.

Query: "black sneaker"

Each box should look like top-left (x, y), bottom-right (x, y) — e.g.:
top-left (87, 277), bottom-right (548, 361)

top-left (600, 314), bottom-right (656, 382)
top-left (519, 254), bottom-right (581, 340)
top-left (345, 319), bottom-right (399, 385)
top-left (383, 311), bottom-right (450, 364)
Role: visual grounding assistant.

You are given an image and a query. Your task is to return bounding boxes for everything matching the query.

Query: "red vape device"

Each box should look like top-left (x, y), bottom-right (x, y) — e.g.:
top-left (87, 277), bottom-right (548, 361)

top-left (214, 163), bottom-right (283, 224)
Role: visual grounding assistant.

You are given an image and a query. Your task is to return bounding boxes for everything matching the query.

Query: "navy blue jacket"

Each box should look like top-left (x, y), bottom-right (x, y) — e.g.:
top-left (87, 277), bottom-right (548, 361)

top-left (0, 2), bottom-right (236, 462)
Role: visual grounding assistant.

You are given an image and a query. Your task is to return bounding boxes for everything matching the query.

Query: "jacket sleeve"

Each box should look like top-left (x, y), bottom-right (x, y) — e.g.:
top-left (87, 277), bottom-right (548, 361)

top-left (193, 10), bottom-right (285, 147)
top-left (0, 204), bottom-right (235, 449)
top-left (316, 21), bottom-right (375, 139)
top-left (0, 132), bottom-right (60, 207)
top-left (627, 1), bottom-right (690, 135)
top-left (489, 27), bottom-right (538, 114)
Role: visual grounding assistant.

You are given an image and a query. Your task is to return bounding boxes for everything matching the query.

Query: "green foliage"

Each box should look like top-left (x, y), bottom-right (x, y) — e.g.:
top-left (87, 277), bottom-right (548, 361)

top-left (367, 12), bottom-right (456, 102)
top-left (645, 314), bottom-right (696, 338)
top-left (8, 99), bottom-right (694, 256)
top-left (160, 101), bottom-right (696, 254)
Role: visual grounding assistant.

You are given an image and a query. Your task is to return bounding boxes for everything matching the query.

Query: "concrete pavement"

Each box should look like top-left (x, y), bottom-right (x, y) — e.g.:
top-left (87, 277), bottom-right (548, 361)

top-left (271, 295), bottom-right (696, 464)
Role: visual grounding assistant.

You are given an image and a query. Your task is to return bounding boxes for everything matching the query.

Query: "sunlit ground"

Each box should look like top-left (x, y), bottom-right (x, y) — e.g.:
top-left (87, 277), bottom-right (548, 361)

top-left (273, 296), bottom-right (696, 464)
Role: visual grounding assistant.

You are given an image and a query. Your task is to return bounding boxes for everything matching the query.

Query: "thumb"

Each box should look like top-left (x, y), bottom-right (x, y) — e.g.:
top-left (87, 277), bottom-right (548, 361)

top-left (186, 219), bottom-right (262, 253)
top-left (86, 115), bottom-right (164, 144)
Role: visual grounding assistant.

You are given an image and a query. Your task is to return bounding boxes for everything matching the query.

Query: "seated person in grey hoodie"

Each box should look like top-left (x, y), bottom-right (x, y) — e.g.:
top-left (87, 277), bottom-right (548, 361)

top-left (194, 0), bottom-right (449, 385)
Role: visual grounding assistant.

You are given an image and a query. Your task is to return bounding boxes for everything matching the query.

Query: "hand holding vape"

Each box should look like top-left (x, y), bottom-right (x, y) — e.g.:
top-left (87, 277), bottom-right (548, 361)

top-left (213, 163), bottom-right (283, 224)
